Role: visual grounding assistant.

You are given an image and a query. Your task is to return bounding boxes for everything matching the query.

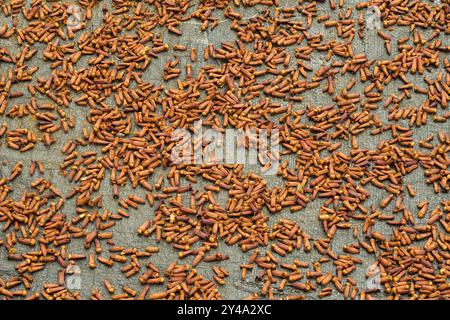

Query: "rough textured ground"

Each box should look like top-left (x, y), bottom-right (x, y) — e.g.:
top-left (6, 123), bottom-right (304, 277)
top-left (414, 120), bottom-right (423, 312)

top-left (0, 0), bottom-right (448, 300)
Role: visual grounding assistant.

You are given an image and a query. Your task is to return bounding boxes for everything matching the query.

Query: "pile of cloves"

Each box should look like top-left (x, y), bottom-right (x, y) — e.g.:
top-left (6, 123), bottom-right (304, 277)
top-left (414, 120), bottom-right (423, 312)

top-left (0, 0), bottom-right (449, 300)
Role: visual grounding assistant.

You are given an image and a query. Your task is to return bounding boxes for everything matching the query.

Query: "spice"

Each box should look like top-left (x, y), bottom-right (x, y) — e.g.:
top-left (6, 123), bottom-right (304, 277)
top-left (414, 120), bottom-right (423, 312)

top-left (0, 0), bottom-right (449, 301)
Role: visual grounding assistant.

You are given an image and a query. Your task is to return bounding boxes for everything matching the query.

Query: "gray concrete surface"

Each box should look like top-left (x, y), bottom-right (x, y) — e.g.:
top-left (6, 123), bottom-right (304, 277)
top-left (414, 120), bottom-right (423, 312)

top-left (0, 0), bottom-right (448, 300)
